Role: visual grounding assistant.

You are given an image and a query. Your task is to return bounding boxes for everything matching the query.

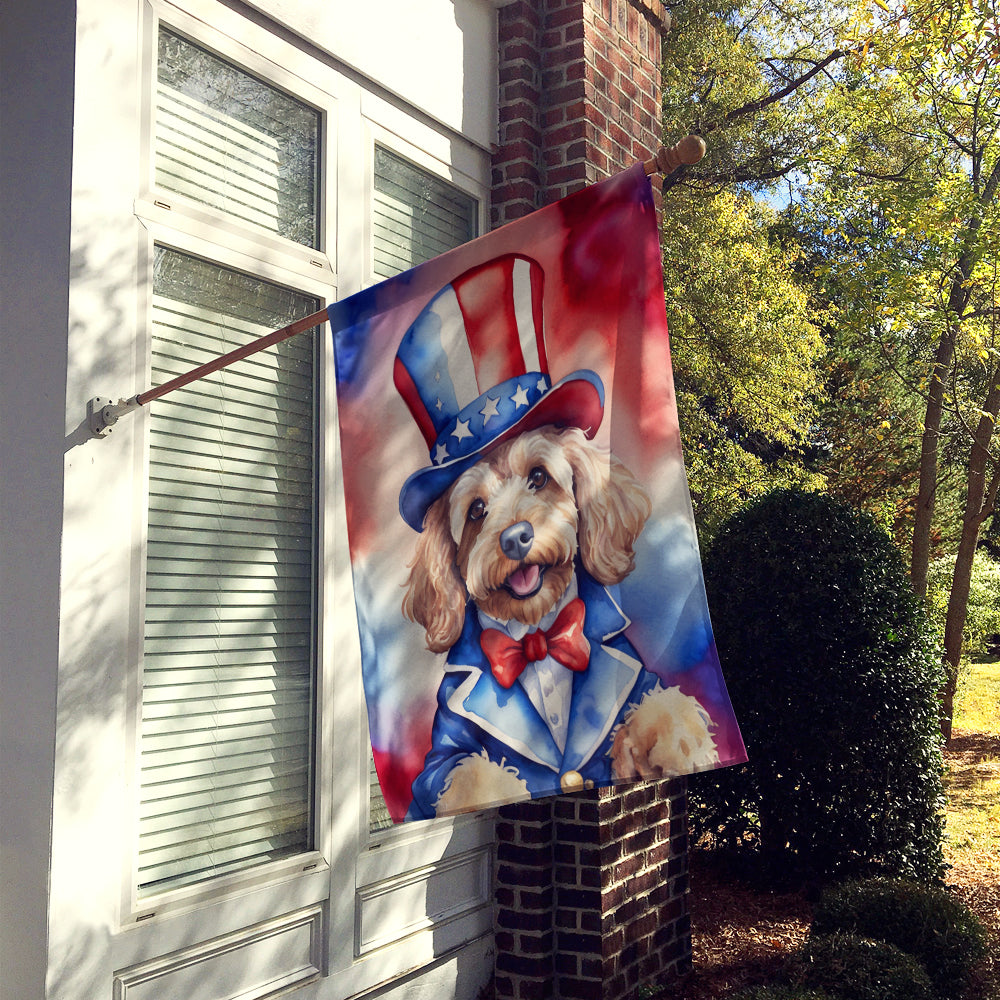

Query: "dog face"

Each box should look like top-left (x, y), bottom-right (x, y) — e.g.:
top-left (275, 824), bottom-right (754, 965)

top-left (403, 425), bottom-right (651, 654)
top-left (448, 428), bottom-right (580, 626)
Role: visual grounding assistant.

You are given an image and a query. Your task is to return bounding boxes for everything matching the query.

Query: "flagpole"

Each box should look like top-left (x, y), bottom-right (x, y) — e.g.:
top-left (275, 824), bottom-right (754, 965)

top-left (87, 307), bottom-right (329, 437)
top-left (88, 137), bottom-right (705, 437)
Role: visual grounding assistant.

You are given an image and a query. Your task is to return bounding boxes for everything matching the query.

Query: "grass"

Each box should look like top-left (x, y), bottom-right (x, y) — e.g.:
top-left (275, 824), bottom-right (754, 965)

top-left (945, 659), bottom-right (1000, 869)
top-left (942, 657), bottom-right (1000, 1000)
top-left (955, 658), bottom-right (1000, 734)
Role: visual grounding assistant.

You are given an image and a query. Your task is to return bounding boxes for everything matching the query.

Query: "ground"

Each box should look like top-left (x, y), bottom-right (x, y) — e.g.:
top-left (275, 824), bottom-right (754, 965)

top-left (671, 729), bottom-right (1000, 1000)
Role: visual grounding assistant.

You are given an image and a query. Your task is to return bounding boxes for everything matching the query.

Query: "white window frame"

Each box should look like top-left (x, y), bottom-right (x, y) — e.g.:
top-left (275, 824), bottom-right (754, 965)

top-left (123, 0), bottom-right (339, 930)
top-left (110, 0), bottom-right (497, 992)
top-left (323, 90), bottom-right (497, 1000)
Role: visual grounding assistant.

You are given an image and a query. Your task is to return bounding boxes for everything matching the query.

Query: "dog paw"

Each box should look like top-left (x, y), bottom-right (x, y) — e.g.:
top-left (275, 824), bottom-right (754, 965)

top-left (610, 685), bottom-right (719, 781)
top-left (434, 751), bottom-right (531, 816)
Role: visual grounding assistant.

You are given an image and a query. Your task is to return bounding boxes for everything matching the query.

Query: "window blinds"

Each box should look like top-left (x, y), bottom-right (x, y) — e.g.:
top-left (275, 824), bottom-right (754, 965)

top-left (156, 28), bottom-right (320, 249)
top-left (368, 148), bottom-right (477, 831)
top-left (372, 146), bottom-right (477, 282)
top-left (138, 248), bottom-right (318, 895)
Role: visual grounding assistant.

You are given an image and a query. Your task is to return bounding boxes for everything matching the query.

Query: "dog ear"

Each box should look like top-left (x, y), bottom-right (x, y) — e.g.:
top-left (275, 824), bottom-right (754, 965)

top-left (402, 494), bottom-right (468, 653)
top-left (562, 430), bottom-right (651, 585)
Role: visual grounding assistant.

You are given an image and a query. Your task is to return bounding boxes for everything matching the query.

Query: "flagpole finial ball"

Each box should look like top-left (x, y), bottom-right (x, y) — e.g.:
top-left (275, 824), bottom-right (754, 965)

top-left (653, 135), bottom-right (706, 175)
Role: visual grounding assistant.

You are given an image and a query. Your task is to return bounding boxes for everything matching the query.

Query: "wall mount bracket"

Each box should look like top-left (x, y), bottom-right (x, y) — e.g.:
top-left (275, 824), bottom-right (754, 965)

top-left (87, 396), bottom-right (140, 438)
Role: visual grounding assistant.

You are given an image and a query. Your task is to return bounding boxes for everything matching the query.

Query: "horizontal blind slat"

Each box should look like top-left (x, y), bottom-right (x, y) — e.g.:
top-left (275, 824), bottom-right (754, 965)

top-left (141, 753), bottom-right (310, 804)
top-left (138, 824), bottom-right (309, 885)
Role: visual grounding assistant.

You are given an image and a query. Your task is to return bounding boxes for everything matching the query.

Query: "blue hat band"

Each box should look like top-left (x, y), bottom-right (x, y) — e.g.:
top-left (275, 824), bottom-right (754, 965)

top-left (429, 373), bottom-right (552, 466)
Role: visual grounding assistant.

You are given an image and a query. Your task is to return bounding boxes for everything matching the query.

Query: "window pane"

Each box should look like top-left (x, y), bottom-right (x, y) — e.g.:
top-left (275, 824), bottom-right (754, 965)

top-left (156, 28), bottom-right (320, 248)
top-left (369, 149), bottom-right (478, 830)
top-left (139, 247), bottom-right (318, 895)
top-left (372, 146), bottom-right (477, 280)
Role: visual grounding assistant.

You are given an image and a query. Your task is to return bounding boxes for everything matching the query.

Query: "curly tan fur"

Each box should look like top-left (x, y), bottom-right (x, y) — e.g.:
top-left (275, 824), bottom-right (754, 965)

top-left (609, 685), bottom-right (719, 780)
top-left (402, 500), bottom-right (468, 653)
top-left (558, 429), bottom-right (651, 585)
top-left (402, 426), bottom-right (651, 653)
top-left (433, 750), bottom-right (530, 814)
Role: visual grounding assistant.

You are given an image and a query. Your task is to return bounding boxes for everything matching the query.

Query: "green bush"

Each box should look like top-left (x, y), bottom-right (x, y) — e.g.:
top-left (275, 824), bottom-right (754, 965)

top-left (811, 878), bottom-right (988, 999)
top-left (927, 550), bottom-right (1000, 658)
top-left (692, 489), bottom-right (947, 882)
top-left (792, 933), bottom-right (934, 1000)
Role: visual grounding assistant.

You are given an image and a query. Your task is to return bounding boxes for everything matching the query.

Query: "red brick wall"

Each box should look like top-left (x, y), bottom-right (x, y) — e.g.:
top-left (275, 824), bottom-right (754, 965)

top-left (492, 0), bottom-right (667, 227)
top-left (490, 8), bottom-right (689, 998)
top-left (494, 782), bottom-right (691, 1000)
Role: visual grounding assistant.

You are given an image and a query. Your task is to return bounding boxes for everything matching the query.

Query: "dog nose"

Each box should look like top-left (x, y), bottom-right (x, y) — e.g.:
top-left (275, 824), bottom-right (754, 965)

top-left (500, 521), bottom-right (534, 561)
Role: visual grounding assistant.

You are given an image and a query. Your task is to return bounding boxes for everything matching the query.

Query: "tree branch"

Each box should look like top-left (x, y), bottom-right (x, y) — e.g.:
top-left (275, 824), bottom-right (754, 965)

top-left (702, 49), bottom-right (847, 133)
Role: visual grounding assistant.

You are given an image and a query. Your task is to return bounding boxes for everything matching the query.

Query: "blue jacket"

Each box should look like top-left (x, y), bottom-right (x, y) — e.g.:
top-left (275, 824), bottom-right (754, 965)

top-left (407, 569), bottom-right (661, 819)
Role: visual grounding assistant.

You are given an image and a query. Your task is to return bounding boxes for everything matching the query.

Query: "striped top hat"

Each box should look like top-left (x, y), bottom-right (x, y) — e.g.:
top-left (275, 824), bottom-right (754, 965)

top-left (395, 254), bottom-right (605, 531)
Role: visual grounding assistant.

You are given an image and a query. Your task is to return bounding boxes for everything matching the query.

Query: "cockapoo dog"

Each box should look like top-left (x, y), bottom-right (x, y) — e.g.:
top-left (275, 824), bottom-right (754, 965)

top-left (402, 424), bottom-right (719, 818)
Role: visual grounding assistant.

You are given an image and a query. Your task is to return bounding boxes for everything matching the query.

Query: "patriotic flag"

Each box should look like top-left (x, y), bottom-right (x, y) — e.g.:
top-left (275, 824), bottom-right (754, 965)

top-left (330, 165), bottom-right (746, 822)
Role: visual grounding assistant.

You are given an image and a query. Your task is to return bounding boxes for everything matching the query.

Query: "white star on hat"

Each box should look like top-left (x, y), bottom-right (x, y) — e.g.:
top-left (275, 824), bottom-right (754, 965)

top-left (452, 418), bottom-right (472, 442)
top-left (480, 395), bottom-right (501, 424)
top-left (511, 384), bottom-right (530, 408)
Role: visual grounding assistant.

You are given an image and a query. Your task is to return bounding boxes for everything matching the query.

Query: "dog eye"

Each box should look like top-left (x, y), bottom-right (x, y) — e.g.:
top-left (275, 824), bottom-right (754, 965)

top-left (527, 467), bottom-right (549, 491)
top-left (468, 498), bottom-right (487, 521)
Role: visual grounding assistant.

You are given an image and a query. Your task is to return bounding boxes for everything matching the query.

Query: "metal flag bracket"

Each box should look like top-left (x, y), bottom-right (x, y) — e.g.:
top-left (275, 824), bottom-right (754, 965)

top-left (85, 136), bottom-right (704, 440)
top-left (88, 395), bottom-right (141, 438)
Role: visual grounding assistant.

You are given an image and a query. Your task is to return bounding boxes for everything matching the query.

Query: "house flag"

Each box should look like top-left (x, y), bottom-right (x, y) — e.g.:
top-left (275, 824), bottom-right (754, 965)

top-left (329, 164), bottom-right (746, 822)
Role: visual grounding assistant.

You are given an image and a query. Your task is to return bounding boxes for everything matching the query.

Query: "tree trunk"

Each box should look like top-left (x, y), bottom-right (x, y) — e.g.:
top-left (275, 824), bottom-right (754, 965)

top-left (911, 160), bottom-right (1000, 596)
top-left (940, 373), bottom-right (1000, 741)
top-left (910, 330), bottom-right (955, 598)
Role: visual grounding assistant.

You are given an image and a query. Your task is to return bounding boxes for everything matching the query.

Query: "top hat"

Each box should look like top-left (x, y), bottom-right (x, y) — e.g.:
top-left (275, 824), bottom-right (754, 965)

top-left (395, 253), bottom-right (605, 531)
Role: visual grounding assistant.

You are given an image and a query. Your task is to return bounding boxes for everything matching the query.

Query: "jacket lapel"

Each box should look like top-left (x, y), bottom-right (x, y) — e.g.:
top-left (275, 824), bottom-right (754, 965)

top-left (447, 667), bottom-right (564, 771)
top-left (442, 574), bottom-right (645, 775)
top-left (444, 611), bottom-right (563, 771)
top-left (561, 642), bottom-right (642, 772)
top-left (561, 573), bottom-right (644, 771)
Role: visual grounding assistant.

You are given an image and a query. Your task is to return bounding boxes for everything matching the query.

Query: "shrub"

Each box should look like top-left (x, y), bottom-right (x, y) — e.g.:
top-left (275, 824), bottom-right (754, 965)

top-left (811, 878), bottom-right (988, 999)
top-left (927, 550), bottom-right (1000, 659)
top-left (692, 488), bottom-right (947, 882)
top-left (791, 933), bottom-right (934, 1000)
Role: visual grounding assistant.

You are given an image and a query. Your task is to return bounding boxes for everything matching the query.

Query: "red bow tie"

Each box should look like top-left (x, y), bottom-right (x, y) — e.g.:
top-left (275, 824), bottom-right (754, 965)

top-left (480, 597), bottom-right (590, 689)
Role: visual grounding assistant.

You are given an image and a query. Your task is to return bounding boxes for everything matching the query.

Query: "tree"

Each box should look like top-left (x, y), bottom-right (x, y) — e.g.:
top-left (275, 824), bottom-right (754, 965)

top-left (661, 0), bottom-right (854, 195)
top-left (660, 0), bottom-right (999, 737)
top-left (659, 0), bottom-right (844, 537)
top-left (661, 188), bottom-right (826, 537)
top-left (799, 0), bottom-right (1000, 736)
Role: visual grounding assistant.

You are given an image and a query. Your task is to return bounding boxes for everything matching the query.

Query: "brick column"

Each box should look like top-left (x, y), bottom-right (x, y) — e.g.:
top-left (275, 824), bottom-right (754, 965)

top-left (495, 800), bottom-right (555, 1000)
top-left (493, 0), bottom-right (667, 227)
top-left (494, 781), bottom-right (691, 1000)
top-left (553, 782), bottom-right (691, 996)
top-left (491, 4), bottom-right (692, 999)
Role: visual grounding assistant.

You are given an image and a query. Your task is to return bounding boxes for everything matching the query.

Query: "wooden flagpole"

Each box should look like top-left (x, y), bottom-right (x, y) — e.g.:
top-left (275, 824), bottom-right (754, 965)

top-left (89, 136), bottom-right (705, 437)
top-left (136, 307), bottom-right (329, 406)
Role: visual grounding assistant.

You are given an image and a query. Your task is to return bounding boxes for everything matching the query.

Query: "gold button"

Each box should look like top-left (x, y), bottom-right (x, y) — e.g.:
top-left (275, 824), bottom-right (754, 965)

top-left (560, 770), bottom-right (584, 793)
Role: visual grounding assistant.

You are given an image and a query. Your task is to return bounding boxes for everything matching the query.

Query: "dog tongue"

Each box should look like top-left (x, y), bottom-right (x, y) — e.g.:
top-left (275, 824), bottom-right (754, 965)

top-left (508, 564), bottom-right (540, 597)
